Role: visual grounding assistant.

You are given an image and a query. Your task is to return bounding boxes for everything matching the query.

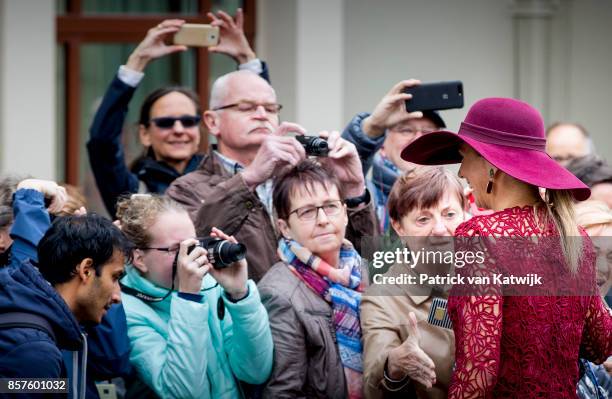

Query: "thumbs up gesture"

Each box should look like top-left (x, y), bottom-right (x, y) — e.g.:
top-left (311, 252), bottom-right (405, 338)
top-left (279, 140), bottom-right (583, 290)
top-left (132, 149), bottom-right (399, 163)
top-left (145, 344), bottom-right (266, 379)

top-left (386, 312), bottom-right (437, 388)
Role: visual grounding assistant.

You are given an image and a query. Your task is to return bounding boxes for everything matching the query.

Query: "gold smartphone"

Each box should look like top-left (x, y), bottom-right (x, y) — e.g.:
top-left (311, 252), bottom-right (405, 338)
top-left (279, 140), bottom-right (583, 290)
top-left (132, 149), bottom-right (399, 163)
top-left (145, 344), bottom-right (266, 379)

top-left (173, 24), bottom-right (220, 47)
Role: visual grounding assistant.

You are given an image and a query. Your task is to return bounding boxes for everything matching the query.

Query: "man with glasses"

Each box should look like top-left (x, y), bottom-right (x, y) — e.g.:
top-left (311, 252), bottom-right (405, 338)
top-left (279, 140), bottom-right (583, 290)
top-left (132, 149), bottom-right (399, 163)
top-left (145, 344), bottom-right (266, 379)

top-left (342, 80), bottom-right (446, 233)
top-left (87, 12), bottom-right (269, 217)
top-left (167, 70), bottom-right (376, 282)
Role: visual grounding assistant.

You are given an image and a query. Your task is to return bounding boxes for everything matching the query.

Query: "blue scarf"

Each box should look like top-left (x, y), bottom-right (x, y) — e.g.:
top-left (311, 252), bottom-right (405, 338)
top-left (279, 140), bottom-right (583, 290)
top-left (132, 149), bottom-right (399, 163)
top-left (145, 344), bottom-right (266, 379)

top-left (371, 152), bottom-right (400, 232)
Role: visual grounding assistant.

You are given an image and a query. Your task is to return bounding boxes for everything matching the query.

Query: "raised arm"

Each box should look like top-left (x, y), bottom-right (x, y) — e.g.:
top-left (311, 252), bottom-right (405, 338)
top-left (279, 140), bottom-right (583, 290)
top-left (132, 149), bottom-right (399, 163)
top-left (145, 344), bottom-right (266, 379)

top-left (87, 20), bottom-right (187, 216)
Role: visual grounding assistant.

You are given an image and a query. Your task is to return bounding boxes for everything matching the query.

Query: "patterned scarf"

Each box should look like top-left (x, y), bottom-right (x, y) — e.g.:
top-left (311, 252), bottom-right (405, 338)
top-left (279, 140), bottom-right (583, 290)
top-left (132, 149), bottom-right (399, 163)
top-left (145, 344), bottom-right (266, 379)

top-left (278, 238), bottom-right (364, 398)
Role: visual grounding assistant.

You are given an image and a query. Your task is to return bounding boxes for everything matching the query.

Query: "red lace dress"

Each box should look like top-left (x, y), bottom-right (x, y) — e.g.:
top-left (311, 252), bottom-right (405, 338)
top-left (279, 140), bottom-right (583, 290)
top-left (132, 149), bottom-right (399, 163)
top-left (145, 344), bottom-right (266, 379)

top-left (448, 206), bottom-right (612, 398)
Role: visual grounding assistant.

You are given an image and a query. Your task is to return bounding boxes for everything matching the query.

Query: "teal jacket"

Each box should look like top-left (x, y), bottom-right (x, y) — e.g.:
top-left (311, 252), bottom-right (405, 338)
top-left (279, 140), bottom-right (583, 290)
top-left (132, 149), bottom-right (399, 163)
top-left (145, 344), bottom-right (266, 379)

top-left (121, 266), bottom-right (273, 398)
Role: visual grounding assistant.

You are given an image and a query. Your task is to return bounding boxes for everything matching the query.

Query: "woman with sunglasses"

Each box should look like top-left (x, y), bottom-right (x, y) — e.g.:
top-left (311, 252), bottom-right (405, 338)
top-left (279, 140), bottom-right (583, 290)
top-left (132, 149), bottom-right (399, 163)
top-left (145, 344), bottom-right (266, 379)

top-left (88, 11), bottom-right (270, 217)
top-left (402, 97), bottom-right (612, 398)
top-left (116, 194), bottom-right (273, 399)
top-left (258, 159), bottom-right (366, 398)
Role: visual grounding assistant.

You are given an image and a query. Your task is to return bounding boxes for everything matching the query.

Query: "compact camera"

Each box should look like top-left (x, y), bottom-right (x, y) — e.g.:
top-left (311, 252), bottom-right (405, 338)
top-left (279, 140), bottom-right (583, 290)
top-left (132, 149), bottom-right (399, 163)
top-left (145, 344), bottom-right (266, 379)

top-left (188, 237), bottom-right (247, 269)
top-left (295, 135), bottom-right (329, 157)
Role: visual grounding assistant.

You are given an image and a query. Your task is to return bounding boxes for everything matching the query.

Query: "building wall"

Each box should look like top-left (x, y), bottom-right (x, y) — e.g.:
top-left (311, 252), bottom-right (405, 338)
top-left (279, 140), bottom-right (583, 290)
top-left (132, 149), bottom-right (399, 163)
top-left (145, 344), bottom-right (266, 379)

top-left (0, 0), bottom-right (56, 179)
top-left (0, 1), bottom-right (610, 181)
top-left (258, 0), bottom-right (612, 161)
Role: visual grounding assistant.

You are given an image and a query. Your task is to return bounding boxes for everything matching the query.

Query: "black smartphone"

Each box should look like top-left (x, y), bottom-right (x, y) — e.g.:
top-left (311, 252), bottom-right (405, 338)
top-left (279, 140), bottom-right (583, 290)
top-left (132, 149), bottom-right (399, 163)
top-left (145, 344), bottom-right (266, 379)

top-left (403, 81), bottom-right (464, 112)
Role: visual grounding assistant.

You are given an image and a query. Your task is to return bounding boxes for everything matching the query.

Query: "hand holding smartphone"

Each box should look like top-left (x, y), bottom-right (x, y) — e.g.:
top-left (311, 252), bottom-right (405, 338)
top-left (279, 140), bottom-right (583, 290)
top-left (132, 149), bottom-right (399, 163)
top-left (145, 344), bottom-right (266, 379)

top-left (403, 81), bottom-right (464, 112)
top-left (173, 24), bottom-right (220, 47)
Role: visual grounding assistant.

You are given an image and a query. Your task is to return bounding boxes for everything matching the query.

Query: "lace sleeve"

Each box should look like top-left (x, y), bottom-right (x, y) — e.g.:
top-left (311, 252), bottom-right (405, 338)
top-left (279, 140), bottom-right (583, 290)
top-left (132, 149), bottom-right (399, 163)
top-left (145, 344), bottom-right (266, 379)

top-left (449, 219), bottom-right (503, 399)
top-left (580, 294), bottom-right (612, 364)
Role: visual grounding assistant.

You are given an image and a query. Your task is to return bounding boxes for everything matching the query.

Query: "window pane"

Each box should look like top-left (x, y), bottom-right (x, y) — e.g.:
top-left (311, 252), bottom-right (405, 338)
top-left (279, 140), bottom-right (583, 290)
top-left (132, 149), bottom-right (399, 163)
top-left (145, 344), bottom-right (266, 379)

top-left (76, 44), bottom-right (196, 215)
top-left (82, 0), bottom-right (198, 14)
top-left (56, 0), bottom-right (67, 14)
top-left (212, 0), bottom-right (241, 14)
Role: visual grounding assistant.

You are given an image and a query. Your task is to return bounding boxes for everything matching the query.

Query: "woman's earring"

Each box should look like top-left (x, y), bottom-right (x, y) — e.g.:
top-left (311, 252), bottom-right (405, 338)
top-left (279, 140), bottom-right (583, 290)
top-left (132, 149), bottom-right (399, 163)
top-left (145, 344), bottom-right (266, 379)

top-left (486, 168), bottom-right (494, 194)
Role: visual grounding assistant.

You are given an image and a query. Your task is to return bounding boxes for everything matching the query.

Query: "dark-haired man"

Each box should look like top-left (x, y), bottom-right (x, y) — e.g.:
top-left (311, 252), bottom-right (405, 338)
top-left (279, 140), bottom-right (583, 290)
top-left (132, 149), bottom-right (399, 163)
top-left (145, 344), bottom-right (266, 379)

top-left (0, 213), bottom-right (131, 397)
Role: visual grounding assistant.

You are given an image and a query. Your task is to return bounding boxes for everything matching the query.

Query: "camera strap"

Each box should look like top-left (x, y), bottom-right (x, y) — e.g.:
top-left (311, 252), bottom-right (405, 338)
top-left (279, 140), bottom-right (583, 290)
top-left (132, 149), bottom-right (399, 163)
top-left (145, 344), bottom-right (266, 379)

top-left (119, 253), bottom-right (180, 303)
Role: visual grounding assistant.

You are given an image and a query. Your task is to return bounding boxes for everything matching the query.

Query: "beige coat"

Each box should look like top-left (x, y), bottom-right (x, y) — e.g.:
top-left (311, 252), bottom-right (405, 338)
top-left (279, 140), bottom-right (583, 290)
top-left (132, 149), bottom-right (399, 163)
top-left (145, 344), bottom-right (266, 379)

top-left (361, 264), bottom-right (455, 399)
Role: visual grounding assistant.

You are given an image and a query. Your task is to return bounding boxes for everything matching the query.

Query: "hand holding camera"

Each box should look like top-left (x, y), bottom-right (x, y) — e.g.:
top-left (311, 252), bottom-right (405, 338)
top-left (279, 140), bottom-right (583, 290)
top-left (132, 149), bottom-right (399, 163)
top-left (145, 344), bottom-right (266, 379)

top-left (362, 79), bottom-right (424, 138)
top-left (176, 238), bottom-right (211, 295)
top-left (318, 131), bottom-right (367, 198)
top-left (206, 227), bottom-right (249, 301)
top-left (241, 122), bottom-right (307, 189)
top-left (126, 19), bottom-right (188, 73)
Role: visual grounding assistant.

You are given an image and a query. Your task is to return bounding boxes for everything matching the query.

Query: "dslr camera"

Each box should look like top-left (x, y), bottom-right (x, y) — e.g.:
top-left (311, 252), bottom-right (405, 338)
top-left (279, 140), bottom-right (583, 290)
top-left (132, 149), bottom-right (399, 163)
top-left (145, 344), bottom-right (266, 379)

top-left (295, 135), bottom-right (329, 157)
top-left (188, 237), bottom-right (247, 269)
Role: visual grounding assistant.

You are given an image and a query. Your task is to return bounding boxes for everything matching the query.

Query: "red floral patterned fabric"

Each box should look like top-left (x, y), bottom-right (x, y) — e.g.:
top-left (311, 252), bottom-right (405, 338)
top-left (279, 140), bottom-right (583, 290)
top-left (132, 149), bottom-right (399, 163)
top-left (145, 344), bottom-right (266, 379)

top-left (448, 206), bottom-right (612, 398)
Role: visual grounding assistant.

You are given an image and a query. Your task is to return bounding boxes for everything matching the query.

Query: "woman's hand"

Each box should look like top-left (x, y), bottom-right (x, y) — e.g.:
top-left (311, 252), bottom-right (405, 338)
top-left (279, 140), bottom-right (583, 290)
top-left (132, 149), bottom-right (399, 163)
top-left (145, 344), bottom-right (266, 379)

top-left (176, 238), bottom-right (210, 294)
top-left (207, 8), bottom-right (256, 64)
top-left (386, 312), bottom-right (437, 388)
top-left (207, 227), bottom-right (248, 301)
top-left (126, 19), bottom-right (188, 72)
top-left (17, 179), bottom-right (67, 215)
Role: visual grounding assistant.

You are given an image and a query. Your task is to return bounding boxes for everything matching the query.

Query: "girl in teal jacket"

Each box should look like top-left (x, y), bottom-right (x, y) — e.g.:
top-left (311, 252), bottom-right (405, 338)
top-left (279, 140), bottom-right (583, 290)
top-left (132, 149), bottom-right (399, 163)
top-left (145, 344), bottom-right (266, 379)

top-left (116, 194), bottom-right (273, 398)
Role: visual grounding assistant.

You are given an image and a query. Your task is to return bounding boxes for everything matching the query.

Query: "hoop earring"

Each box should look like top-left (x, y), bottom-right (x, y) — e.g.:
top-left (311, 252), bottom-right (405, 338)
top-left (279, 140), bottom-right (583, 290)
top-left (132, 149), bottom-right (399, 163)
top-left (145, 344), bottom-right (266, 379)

top-left (486, 168), bottom-right (494, 194)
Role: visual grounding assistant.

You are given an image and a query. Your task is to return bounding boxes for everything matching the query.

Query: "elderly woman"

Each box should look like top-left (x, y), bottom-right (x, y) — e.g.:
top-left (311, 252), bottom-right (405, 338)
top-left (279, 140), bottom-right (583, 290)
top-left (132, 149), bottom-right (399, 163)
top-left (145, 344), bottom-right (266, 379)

top-left (258, 157), bottom-right (366, 399)
top-left (402, 97), bottom-right (612, 398)
top-left (116, 194), bottom-right (273, 398)
top-left (361, 167), bottom-right (467, 399)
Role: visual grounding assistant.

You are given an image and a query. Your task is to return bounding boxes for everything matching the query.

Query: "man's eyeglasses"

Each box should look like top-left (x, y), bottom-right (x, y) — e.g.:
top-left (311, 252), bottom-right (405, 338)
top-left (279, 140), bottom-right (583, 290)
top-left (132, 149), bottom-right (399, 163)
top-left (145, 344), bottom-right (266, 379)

top-left (391, 126), bottom-right (437, 135)
top-left (212, 101), bottom-right (283, 114)
top-left (288, 200), bottom-right (344, 221)
top-left (150, 115), bottom-right (201, 129)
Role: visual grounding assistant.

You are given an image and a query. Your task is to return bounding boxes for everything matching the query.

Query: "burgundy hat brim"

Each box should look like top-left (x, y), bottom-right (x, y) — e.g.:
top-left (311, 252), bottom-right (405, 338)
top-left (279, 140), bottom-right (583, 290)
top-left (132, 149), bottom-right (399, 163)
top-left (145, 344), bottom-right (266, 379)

top-left (401, 131), bottom-right (591, 201)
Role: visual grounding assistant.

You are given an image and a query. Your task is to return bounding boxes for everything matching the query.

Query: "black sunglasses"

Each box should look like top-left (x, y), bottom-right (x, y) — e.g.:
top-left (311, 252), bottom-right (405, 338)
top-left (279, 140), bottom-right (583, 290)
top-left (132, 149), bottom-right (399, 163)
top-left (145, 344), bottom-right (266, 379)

top-left (149, 115), bottom-right (201, 129)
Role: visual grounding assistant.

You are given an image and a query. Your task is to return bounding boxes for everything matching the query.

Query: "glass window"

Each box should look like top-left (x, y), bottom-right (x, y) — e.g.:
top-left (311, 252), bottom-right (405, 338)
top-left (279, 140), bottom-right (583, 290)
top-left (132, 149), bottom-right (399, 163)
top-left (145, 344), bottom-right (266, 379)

top-left (82, 0), bottom-right (198, 14)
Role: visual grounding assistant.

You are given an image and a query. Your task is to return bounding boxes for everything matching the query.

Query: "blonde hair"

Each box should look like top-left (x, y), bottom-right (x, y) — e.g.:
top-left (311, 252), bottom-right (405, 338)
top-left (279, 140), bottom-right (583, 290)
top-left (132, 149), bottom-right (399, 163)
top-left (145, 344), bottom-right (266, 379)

top-left (115, 194), bottom-right (186, 248)
top-left (574, 200), bottom-right (612, 235)
top-left (541, 190), bottom-right (583, 273)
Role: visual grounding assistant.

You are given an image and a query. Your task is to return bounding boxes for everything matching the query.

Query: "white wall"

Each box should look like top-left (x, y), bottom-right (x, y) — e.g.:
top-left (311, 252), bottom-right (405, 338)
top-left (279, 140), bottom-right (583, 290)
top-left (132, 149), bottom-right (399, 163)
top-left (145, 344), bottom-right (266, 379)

top-left (565, 0), bottom-right (612, 160)
top-left (258, 0), bottom-right (612, 162)
top-left (0, 0), bottom-right (56, 179)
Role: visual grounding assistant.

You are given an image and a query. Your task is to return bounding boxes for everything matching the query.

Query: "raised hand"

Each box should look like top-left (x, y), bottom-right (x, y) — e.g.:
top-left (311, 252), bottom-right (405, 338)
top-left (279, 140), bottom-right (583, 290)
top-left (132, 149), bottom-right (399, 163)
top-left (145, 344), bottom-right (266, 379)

top-left (16, 179), bottom-right (68, 215)
top-left (126, 19), bottom-right (188, 72)
top-left (241, 122), bottom-right (307, 189)
top-left (386, 312), bottom-right (437, 388)
top-left (207, 227), bottom-right (249, 300)
top-left (363, 79), bottom-right (424, 138)
top-left (318, 131), bottom-right (366, 198)
top-left (207, 8), bottom-right (256, 64)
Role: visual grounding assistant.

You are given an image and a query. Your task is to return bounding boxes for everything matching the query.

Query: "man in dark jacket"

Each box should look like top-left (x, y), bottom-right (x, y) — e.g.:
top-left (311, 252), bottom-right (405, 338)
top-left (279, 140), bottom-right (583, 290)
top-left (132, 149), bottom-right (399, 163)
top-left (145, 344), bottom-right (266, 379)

top-left (0, 180), bottom-right (132, 398)
top-left (87, 10), bottom-right (271, 217)
top-left (167, 69), bottom-right (377, 282)
top-left (0, 209), bottom-right (131, 398)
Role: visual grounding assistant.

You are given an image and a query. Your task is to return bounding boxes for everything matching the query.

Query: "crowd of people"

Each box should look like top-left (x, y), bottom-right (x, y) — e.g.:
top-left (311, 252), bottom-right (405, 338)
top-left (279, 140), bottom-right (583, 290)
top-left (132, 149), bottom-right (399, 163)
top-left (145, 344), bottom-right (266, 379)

top-left (0, 9), bottom-right (611, 399)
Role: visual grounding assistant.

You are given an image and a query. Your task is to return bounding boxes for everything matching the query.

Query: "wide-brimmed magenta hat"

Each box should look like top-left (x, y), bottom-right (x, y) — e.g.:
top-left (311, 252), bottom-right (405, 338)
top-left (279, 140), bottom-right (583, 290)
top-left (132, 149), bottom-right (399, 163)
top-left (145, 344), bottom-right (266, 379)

top-left (400, 97), bottom-right (590, 201)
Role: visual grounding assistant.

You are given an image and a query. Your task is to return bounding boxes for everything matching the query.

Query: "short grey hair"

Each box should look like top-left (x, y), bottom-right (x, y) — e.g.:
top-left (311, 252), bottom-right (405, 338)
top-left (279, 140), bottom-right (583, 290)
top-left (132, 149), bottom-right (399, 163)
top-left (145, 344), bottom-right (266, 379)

top-left (209, 70), bottom-right (274, 110)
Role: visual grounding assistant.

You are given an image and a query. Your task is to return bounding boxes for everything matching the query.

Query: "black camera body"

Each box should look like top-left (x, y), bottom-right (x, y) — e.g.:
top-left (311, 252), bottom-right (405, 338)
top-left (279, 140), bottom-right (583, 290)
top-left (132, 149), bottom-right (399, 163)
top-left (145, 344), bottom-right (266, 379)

top-left (295, 135), bottom-right (329, 157)
top-left (188, 237), bottom-right (247, 269)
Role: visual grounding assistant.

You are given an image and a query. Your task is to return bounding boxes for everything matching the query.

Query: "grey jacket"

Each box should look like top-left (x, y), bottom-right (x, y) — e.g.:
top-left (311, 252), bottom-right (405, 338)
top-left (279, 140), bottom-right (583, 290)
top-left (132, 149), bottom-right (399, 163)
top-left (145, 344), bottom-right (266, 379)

top-left (258, 262), bottom-right (348, 399)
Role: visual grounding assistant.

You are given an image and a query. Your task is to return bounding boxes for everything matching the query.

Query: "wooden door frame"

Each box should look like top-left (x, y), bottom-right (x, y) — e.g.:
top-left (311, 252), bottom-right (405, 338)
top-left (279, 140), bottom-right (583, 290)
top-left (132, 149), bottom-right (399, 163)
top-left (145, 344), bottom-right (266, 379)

top-left (56, 0), bottom-right (256, 184)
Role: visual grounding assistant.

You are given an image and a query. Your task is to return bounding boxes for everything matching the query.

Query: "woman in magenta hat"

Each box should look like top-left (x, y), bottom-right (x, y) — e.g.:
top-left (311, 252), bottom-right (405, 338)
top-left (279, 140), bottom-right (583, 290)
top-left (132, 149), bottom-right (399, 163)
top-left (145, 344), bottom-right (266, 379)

top-left (401, 97), bottom-right (612, 398)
